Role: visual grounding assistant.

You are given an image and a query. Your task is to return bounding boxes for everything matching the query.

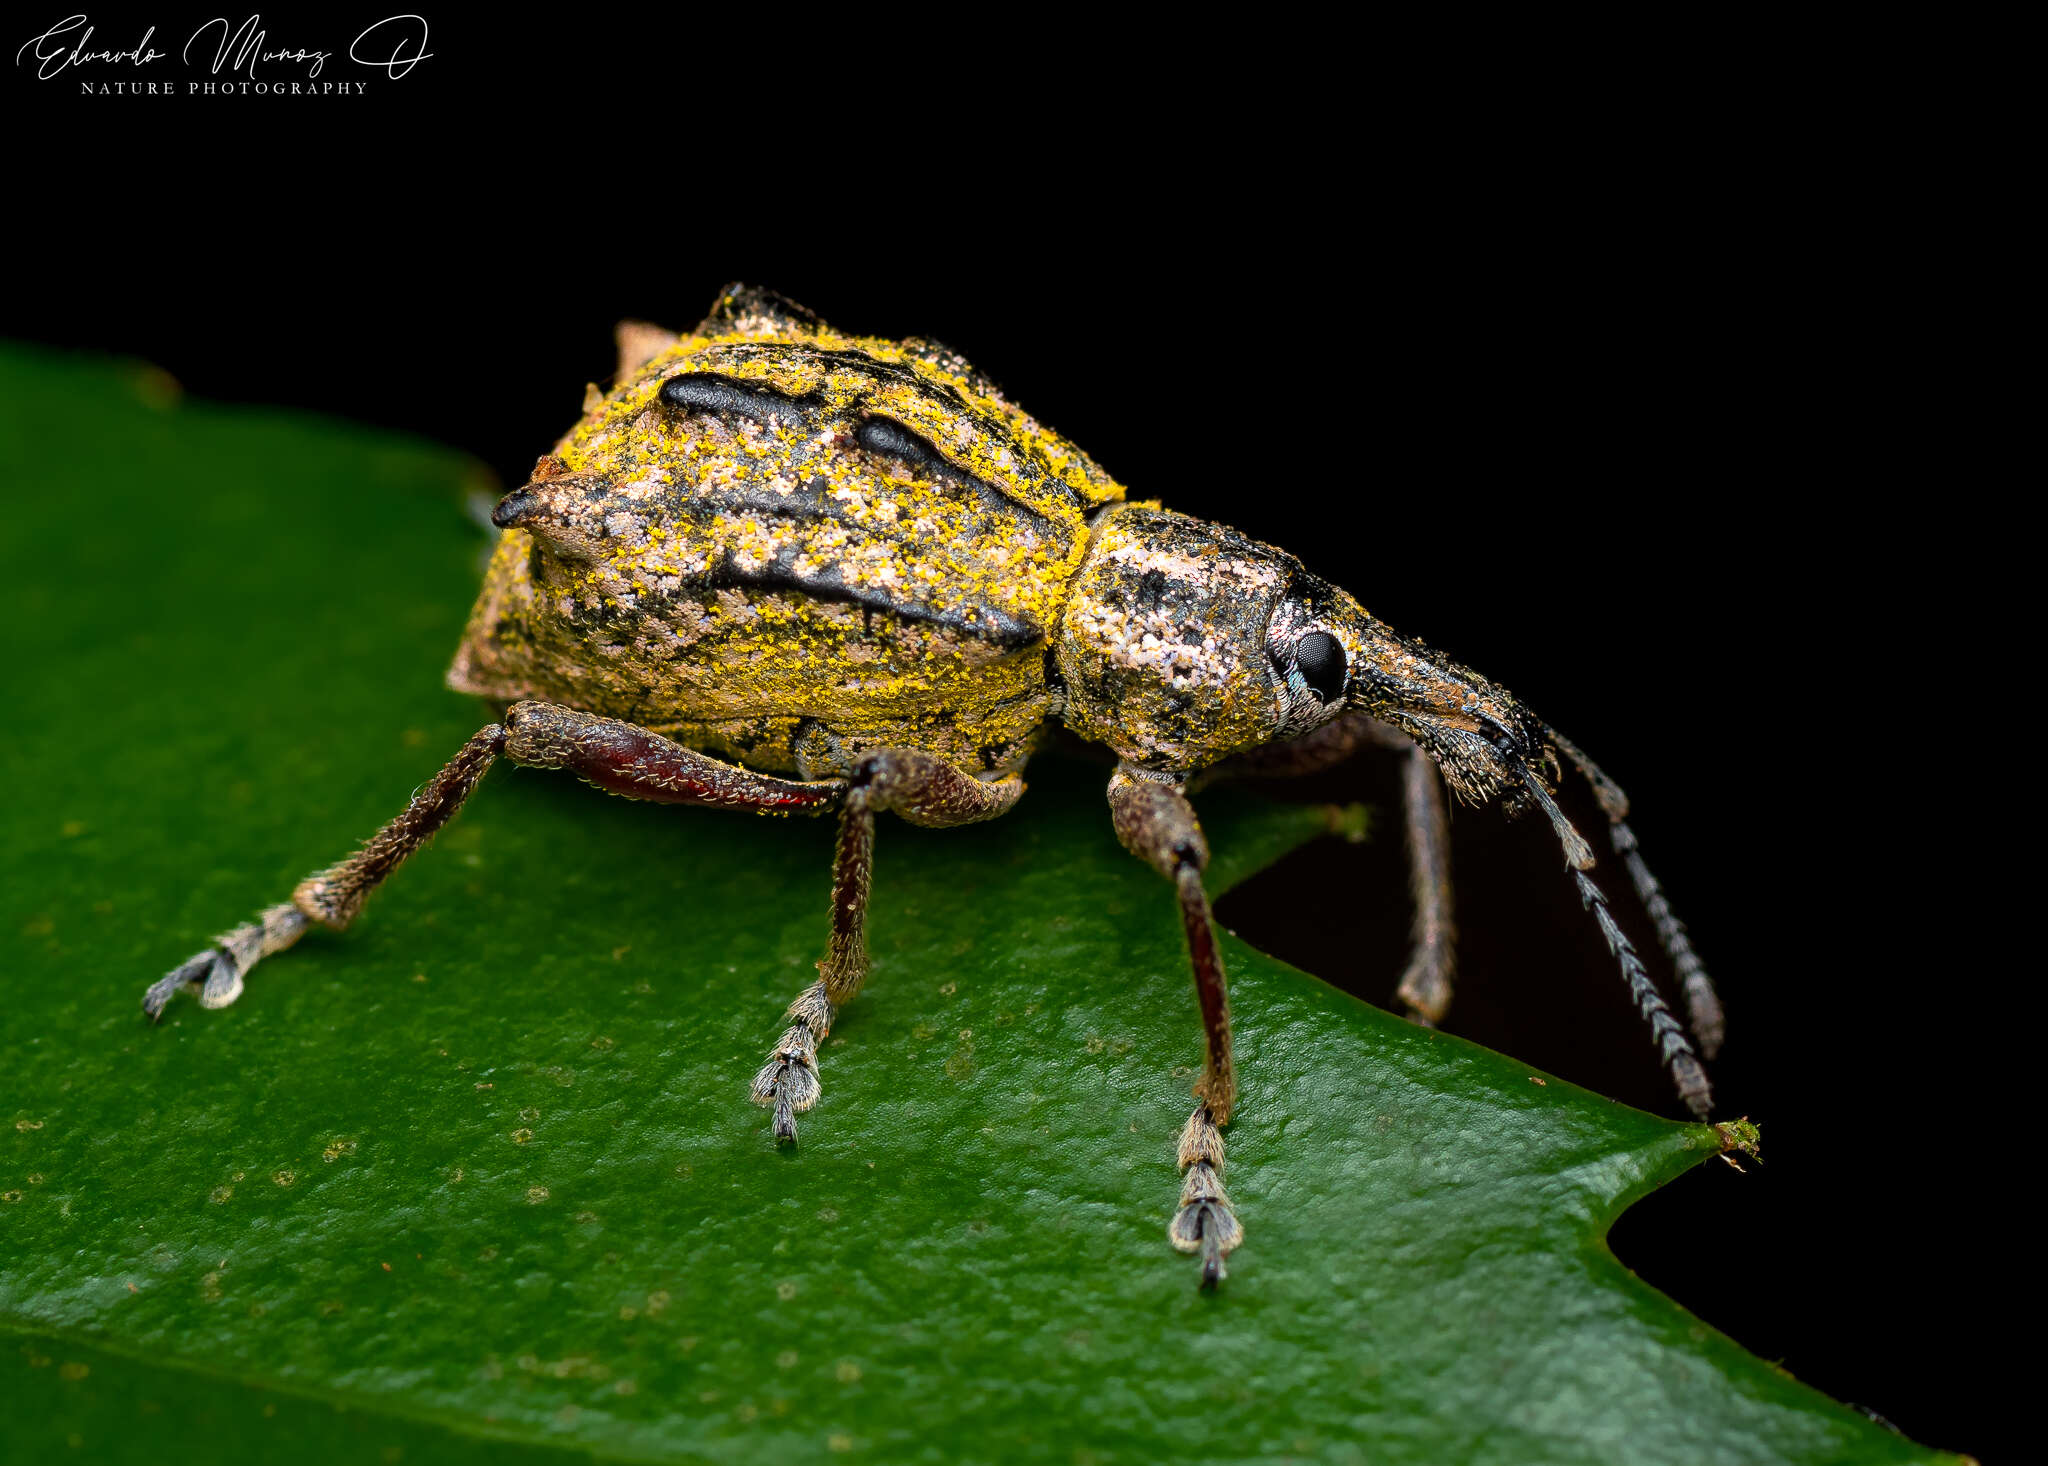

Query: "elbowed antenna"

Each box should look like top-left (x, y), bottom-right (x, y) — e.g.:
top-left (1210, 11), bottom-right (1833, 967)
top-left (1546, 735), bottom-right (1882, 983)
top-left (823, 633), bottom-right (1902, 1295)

top-left (1322, 599), bottom-right (1722, 1112)
top-left (1519, 770), bottom-right (1714, 1117)
top-left (1542, 725), bottom-right (1726, 1058)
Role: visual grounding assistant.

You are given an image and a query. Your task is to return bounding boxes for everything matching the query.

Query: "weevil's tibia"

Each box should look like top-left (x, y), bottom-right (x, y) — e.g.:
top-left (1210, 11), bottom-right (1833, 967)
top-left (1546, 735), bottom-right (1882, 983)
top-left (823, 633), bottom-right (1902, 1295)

top-left (293, 725), bottom-right (510, 929)
top-left (1106, 766), bottom-right (1246, 1285)
top-left (143, 723), bottom-right (508, 1020)
top-left (1543, 725), bottom-right (1726, 1058)
top-left (1170, 1104), bottom-right (1244, 1288)
top-left (750, 750), bottom-right (1021, 1144)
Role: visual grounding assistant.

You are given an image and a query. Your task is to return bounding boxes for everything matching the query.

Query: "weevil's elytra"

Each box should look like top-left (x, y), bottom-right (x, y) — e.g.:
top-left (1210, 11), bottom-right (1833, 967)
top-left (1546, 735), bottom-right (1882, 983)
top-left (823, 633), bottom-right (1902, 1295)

top-left (144, 283), bottom-right (1726, 1290)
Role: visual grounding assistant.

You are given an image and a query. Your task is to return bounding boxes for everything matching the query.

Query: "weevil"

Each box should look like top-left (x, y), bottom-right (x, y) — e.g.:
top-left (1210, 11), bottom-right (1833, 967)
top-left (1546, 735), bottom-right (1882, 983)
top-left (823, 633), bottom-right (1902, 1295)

top-left (144, 284), bottom-right (1725, 1289)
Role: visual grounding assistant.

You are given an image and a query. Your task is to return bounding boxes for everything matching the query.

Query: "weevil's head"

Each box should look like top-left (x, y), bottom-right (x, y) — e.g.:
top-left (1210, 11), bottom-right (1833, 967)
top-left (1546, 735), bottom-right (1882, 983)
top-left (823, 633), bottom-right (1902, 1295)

top-left (1056, 503), bottom-right (1549, 799)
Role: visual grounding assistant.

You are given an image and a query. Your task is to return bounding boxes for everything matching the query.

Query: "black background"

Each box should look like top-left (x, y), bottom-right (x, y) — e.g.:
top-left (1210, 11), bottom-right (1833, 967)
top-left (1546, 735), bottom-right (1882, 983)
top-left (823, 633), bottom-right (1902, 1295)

top-left (6, 13), bottom-right (1997, 1460)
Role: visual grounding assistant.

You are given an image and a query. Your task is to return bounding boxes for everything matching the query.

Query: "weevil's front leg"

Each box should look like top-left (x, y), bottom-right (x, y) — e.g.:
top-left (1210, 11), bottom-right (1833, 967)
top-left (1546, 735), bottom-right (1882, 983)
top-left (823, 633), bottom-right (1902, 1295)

top-left (1386, 733), bottom-right (1456, 1028)
top-left (1199, 712), bottom-right (1458, 1026)
top-left (143, 724), bottom-right (508, 1019)
top-left (1191, 708), bottom-right (1380, 785)
top-left (1333, 718), bottom-right (1459, 1026)
top-left (1106, 764), bottom-right (1243, 1288)
top-left (752, 750), bottom-right (1022, 1143)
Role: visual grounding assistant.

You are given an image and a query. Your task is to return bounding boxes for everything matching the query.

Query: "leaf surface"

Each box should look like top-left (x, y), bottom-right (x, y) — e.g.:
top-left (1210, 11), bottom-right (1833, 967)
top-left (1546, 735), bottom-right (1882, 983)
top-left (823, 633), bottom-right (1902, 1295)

top-left (0, 346), bottom-right (1954, 1465)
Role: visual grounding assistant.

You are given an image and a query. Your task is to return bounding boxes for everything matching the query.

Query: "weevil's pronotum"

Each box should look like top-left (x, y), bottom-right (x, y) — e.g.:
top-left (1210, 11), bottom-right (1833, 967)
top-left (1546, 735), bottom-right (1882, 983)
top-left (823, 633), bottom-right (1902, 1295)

top-left (145, 285), bottom-right (1725, 1288)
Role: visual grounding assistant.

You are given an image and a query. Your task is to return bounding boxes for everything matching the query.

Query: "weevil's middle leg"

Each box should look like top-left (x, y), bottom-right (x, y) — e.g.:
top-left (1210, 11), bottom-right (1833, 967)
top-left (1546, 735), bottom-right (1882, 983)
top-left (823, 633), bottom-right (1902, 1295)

top-left (752, 793), bottom-right (872, 1142)
top-left (751, 749), bottom-right (1022, 1144)
top-left (1107, 765), bottom-right (1244, 1287)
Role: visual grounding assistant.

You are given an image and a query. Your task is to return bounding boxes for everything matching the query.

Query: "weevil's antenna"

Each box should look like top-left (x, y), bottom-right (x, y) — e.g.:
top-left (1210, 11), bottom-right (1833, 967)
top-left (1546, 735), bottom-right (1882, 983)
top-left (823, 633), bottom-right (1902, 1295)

top-left (1542, 726), bottom-right (1725, 1058)
top-left (1519, 771), bottom-right (1714, 1118)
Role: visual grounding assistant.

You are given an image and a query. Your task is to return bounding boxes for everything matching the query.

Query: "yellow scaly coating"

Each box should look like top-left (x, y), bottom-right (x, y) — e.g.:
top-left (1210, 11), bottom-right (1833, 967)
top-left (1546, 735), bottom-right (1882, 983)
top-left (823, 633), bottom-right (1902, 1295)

top-left (450, 287), bottom-right (1124, 778)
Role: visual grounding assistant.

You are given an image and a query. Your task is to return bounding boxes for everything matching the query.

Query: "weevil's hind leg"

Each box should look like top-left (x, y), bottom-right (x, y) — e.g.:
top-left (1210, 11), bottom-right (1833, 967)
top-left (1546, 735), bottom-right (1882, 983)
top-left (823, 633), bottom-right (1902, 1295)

top-left (751, 750), bottom-right (1023, 1144)
top-left (142, 904), bottom-right (309, 1018)
top-left (142, 724), bottom-right (507, 1020)
top-left (146, 703), bottom-right (848, 1023)
top-left (1107, 765), bottom-right (1244, 1288)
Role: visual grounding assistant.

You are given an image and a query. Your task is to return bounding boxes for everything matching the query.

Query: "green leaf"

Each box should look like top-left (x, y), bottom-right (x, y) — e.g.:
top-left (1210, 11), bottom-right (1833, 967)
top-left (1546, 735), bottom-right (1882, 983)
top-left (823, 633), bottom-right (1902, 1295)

top-left (0, 345), bottom-right (1955, 1466)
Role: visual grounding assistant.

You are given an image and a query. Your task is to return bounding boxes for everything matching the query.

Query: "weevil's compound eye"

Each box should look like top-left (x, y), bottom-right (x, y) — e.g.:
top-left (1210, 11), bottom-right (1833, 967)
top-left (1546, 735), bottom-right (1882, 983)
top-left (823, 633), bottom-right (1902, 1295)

top-left (1294, 630), bottom-right (1347, 703)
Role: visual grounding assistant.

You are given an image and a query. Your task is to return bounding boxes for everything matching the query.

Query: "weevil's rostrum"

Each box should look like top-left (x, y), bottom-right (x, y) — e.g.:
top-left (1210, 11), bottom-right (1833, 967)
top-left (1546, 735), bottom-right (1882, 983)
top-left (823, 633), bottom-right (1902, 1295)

top-left (145, 284), bottom-right (1726, 1290)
